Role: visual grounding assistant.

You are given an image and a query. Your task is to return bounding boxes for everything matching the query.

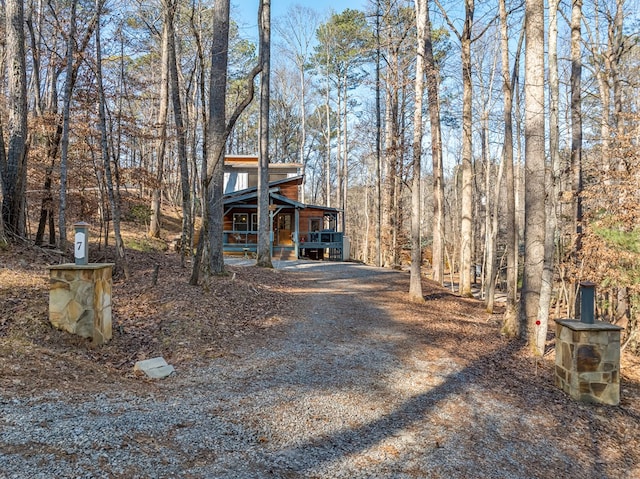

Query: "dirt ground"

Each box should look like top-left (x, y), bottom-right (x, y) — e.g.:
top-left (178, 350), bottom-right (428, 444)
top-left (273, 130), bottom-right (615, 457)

top-left (1, 233), bottom-right (640, 476)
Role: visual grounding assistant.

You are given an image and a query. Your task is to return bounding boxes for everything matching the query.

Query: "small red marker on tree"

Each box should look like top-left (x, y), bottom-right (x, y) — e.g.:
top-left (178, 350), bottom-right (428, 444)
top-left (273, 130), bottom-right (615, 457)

top-left (535, 320), bottom-right (541, 326)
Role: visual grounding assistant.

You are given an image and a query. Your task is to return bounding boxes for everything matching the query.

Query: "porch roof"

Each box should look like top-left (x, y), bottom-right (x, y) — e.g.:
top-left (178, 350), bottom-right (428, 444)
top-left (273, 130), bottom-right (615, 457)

top-left (223, 176), bottom-right (341, 214)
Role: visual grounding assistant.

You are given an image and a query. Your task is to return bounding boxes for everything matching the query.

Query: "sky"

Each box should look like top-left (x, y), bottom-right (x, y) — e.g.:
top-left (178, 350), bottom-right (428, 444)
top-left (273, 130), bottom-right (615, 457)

top-left (232, 0), bottom-right (369, 37)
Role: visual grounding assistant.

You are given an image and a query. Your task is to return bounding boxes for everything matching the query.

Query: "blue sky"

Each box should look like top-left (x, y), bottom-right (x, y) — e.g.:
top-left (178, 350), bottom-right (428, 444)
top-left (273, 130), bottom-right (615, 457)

top-left (232, 1), bottom-right (368, 35)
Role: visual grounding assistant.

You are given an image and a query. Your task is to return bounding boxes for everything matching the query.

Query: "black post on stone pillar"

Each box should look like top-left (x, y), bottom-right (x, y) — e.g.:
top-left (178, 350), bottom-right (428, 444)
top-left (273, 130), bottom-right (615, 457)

top-left (580, 281), bottom-right (596, 324)
top-left (74, 222), bottom-right (90, 265)
top-left (555, 279), bottom-right (623, 405)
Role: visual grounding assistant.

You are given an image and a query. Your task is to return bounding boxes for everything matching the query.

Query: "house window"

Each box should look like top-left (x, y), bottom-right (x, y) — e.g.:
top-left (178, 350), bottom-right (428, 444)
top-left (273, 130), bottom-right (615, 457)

top-left (251, 213), bottom-right (258, 232)
top-left (309, 218), bottom-right (322, 232)
top-left (224, 172), bottom-right (249, 193)
top-left (233, 213), bottom-right (249, 231)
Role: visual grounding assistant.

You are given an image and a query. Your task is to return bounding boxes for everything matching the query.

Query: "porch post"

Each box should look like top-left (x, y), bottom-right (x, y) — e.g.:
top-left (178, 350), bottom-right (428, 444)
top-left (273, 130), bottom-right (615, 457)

top-left (294, 208), bottom-right (300, 259)
top-left (269, 208), bottom-right (274, 258)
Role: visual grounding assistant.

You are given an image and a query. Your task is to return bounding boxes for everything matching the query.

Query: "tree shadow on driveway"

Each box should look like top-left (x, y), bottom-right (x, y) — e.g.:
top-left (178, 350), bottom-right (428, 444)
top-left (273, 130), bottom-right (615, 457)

top-left (231, 262), bottom-right (640, 479)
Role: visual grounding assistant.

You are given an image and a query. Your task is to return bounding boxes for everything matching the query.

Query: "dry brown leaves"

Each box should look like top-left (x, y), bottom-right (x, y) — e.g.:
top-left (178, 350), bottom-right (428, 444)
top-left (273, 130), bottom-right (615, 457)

top-left (0, 242), bottom-right (297, 397)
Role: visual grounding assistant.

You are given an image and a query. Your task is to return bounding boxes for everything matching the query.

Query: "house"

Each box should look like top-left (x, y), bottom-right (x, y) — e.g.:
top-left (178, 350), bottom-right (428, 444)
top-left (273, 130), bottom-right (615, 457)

top-left (222, 155), bottom-right (344, 260)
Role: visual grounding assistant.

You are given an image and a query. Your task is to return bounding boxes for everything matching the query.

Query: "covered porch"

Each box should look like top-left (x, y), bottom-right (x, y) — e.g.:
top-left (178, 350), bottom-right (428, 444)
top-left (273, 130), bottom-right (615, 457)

top-left (223, 184), bottom-right (343, 260)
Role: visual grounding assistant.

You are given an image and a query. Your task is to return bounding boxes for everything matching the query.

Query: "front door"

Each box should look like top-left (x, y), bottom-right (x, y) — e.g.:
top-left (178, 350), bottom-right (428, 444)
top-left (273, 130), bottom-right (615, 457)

top-left (276, 213), bottom-right (293, 246)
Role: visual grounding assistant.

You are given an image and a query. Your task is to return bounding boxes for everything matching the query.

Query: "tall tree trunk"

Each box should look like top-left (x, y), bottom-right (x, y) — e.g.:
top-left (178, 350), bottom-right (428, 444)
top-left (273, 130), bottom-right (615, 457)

top-left (0, 174), bottom-right (5, 244)
top-left (482, 36), bottom-right (506, 312)
top-left (342, 79), bottom-right (348, 236)
top-left (205, 0), bottom-right (231, 276)
top-left (58, 0), bottom-right (77, 253)
top-left (324, 102), bottom-right (331, 208)
top-left (29, 2), bottom-right (53, 246)
top-left (0, 116), bottom-right (5, 243)
top-left (256, 0), bottom-right (273, 268)
top-left (409, 0), bottom-right (427, 301)
top-left (458, 0), bottom-right (474, 297)
top-left (499, 1), bottom-right (523, 336)
top-left (188, 2), bottom-right (209, 285)
top-left (424, 0), bottom-right (444, 285)
top-left (336, 87), bottom-right (342, 218)
top-left (166, 0), bottom-right (192, 267)
top-left (324, 26), bottom-right (332, 208)
top-left (383, 40), bottom-right (399, 268)
top-left (519, 0), bottom-right (547, 355)
top-left (96, 0), bottom-right (128, 278)
top-left (199, 0), bottom-right (261, 279)
top-left (149, 9), bottom-right (170, 239)
top-left (610, 0), bottom-right (624, 133)
top-left (536, 0), bottom-right (562, 350)
top-left (375, 0), bottom-right (382, 267)
top-left (0, 13), bottom-right (6, 243)
top-left (3, 0), bottom-right (29, 237)
top-left (569, 0), bottom-right (584, 317)
top-left (299, 61), bottom-right (307, 204)
top-left (484, 151), bottom-right (504, 314)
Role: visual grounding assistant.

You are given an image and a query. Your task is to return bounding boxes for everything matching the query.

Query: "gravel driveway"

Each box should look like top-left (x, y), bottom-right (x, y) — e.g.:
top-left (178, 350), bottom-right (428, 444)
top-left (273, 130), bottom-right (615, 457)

top-left (1, 261), bottom-right (637, 478)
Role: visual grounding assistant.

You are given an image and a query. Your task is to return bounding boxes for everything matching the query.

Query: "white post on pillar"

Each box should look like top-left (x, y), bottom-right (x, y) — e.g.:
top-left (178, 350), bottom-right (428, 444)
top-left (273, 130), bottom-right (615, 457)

top-left (74, 222), bottom-right (90, 265)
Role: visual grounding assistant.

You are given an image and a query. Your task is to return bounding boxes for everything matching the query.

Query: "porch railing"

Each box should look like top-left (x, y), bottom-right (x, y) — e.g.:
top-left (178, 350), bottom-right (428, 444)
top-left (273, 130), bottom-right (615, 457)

top-left (298, 231), bottom-right (343, 249)
top-left (223, 229), bottom-right (344, 259)
top-left (224, 230), bottom-right (258, 252)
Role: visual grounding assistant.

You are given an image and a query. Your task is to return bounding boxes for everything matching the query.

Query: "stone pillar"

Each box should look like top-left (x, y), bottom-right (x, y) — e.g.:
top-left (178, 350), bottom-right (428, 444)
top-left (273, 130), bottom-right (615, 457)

top-left (49, 263), bottom-right (114, 345)
top-left (555, 319), bottom-right (624, 405)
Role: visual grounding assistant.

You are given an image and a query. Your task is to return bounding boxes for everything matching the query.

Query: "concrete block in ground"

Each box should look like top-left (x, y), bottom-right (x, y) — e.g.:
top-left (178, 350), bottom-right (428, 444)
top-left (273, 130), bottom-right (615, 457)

top-left (134, 357), bottom-right (175, 379)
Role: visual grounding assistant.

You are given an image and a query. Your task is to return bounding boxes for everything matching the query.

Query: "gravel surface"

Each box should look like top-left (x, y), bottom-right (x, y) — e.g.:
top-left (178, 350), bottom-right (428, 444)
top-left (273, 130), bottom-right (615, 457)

top-left (1, 261), bottom-right (638, 478)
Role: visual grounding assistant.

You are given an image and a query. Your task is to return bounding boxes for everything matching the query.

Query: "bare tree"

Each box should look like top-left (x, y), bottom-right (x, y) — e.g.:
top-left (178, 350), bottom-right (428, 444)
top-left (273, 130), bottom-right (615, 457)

top-left (519, 0), bottom-right (547, 354)
top-left (165, 0), bottom-right (192, 267)
top-left (194, 0), bottom-right (262, 281)
top-left (474, 29), bottom-right (499, 312)
top-left (29, 0), bottom-right (54, 246)
top-left (33, 3), bottom-right (98, 248)
top-left (458, 0), bottom-right (474, 298)
top-left (499, 1), bottom-right (523, 336)
top-left (203, 0), bottom-right (232, 277)
top-left (57, 0), bottom-right (77, 253)
top-left (3, 0), bottom-right (29, 237)
top-left (256, 0), bottom-right (273, 268)
top-left (536, 0), bottom-right (562, 350)
top-left (274, 5), bottom-right (318, 204)
top-left (436, 0), bottom-right (475, 297)
top-left (95, 0), bottom-right (129, 278)
top-left (376, 3), bottom-right (412, 268)
top-left (375, 0), bottom-right (382, 267)
top-left (0, 33), bottom-right (7, 244)
top-left (0, 190), bottom-right (5, 244)
top-left (149, 6), bottom-right (170, 239)
top-left (571, 0), bottom-right (583, 262)
top-left (424, 0), bottom-right (445, 285)
top-left (0, 152), bottom-right (5, 244)
top-left (409, 0), bottom-right (428, 301)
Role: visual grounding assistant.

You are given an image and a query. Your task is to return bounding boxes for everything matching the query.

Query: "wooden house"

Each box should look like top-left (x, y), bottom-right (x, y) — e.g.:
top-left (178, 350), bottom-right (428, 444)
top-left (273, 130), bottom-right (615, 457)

top-left (222, 155), bottom-right (344, 260)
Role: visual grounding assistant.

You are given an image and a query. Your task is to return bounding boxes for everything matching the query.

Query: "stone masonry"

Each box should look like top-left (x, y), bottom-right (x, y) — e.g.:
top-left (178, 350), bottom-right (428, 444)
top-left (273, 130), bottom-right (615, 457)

top-left (555, 319), bottom-right (623, 406)
top-left (49, 263), bottom-right (114, 345)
